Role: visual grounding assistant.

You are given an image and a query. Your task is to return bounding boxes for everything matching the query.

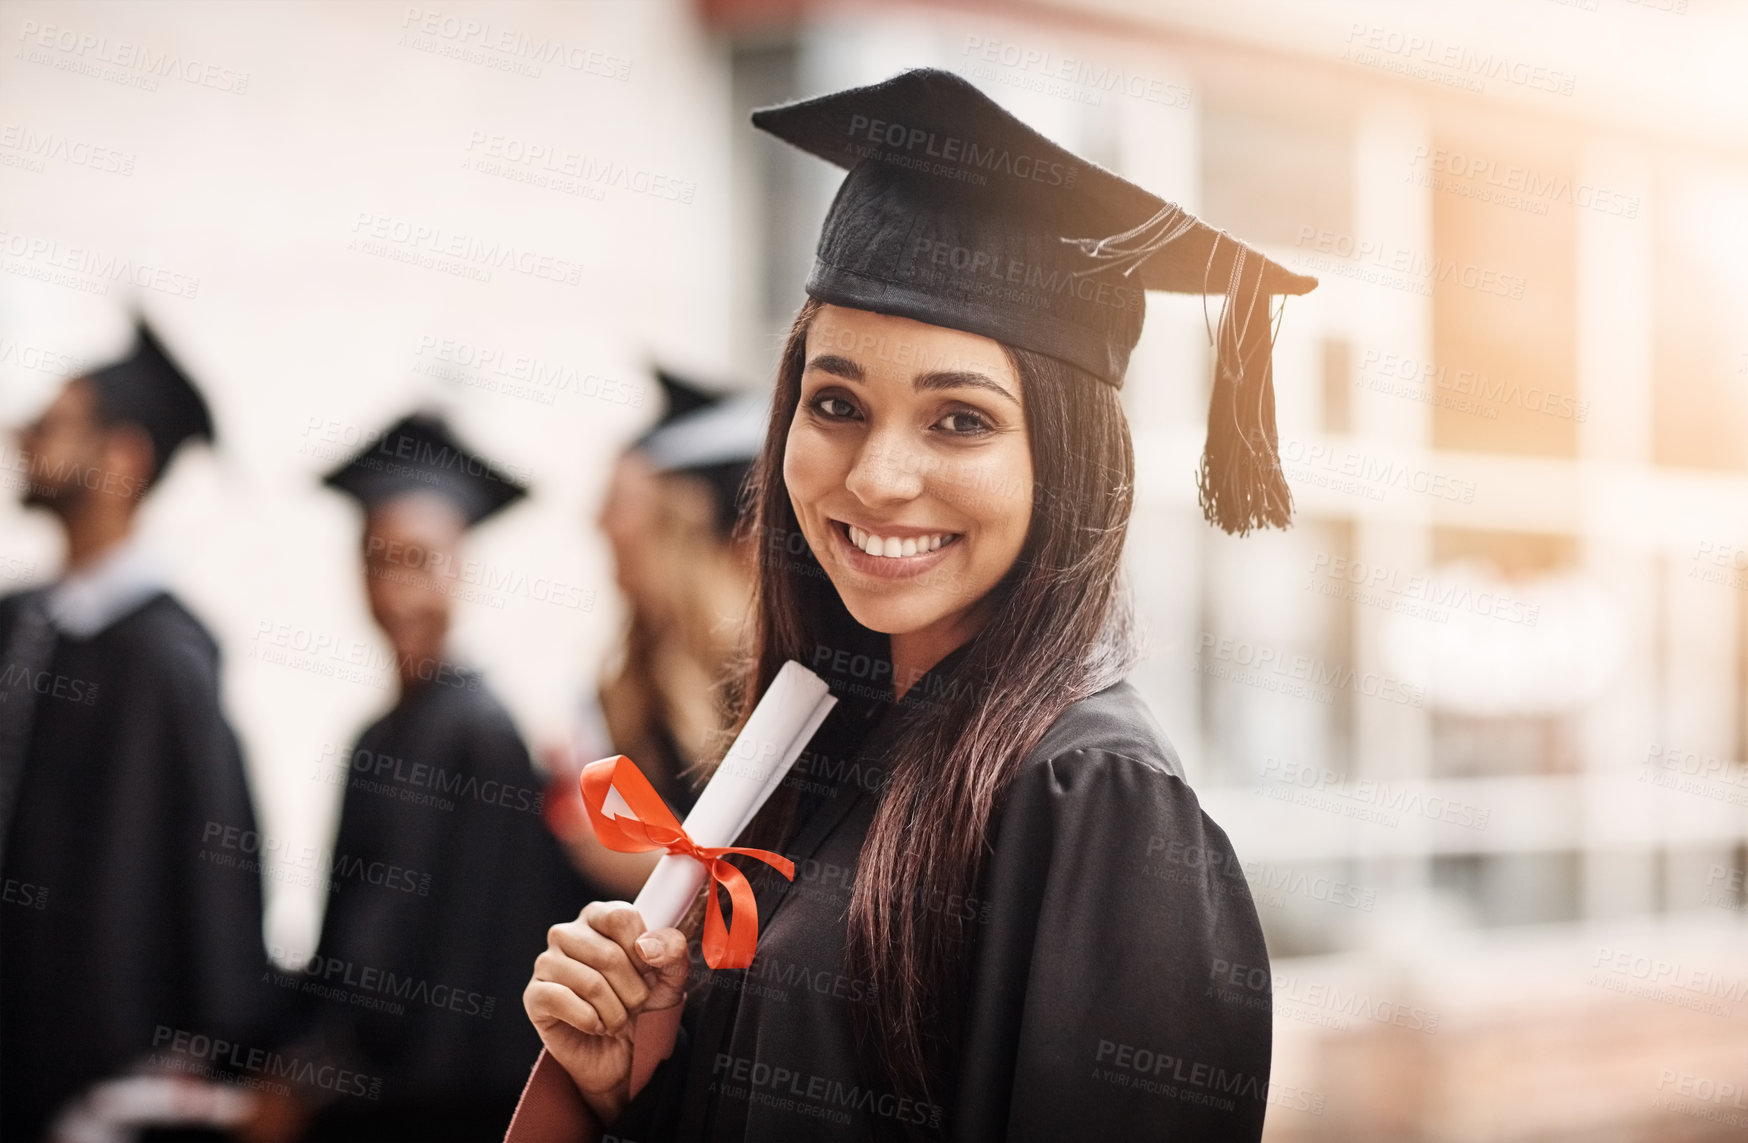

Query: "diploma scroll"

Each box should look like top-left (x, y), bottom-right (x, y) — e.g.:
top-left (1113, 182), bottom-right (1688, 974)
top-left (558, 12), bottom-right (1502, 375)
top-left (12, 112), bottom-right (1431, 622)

top-left (630, 660), bottom-right (837, 933)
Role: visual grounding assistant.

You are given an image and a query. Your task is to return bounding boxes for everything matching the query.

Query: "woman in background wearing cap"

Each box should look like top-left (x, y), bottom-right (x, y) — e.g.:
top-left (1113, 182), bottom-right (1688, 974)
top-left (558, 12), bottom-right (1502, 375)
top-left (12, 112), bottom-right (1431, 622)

top-left (542, 370), bottom-right (767, 900)
top-left (515, 68), bottom-right (1315, 1142)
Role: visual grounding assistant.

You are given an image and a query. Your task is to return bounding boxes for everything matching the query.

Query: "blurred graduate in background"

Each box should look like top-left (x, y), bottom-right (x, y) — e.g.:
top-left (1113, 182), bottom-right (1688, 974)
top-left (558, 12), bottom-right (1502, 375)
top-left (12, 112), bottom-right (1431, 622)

top-left (0, 320), bottom-right (277, 1141)
top-left (542, 371), bottom-right (765, 898)
top-left (282, 413), bottom-right (596, 1141)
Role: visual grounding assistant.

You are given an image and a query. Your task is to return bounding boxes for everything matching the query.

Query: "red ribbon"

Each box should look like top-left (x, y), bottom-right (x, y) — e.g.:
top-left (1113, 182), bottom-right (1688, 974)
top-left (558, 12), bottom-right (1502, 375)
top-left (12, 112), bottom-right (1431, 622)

top-left (579, 754), bottom-right (794, 970)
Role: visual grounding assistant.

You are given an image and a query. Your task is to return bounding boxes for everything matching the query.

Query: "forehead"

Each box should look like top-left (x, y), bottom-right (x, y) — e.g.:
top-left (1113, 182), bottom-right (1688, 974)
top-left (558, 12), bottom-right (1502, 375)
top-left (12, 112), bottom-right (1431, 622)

top-left (44, 377), bottom-right (101, 421)
top-left (365, 492), bottom-right (468, 546)
top-left (805, 304), bottom-right (1017, 388)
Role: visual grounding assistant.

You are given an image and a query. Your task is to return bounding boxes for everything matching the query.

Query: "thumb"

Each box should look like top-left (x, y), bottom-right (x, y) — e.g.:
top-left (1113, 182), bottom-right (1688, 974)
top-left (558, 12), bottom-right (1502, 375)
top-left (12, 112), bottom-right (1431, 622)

top-left (634, 927), bottom-right (690, 1009)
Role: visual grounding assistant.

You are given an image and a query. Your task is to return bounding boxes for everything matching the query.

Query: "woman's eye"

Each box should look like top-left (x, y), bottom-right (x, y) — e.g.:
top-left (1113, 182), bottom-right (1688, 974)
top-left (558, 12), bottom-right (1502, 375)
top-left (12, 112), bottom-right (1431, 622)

top-left (936, 409), bottom-right (993, 435)
top-left (810, 394), bottom-right (860, 420)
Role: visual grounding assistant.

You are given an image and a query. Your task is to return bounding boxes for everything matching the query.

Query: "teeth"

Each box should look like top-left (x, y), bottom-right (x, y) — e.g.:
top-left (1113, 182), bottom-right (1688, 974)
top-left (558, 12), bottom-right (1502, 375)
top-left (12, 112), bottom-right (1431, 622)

top-left (843, 524), bottom-right (956, 559)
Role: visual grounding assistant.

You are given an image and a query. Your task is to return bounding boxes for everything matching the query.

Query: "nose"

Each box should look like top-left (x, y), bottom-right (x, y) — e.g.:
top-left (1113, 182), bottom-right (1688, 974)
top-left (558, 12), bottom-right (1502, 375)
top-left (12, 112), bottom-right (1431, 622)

top-left (843, 431), bottom-right (926, 509)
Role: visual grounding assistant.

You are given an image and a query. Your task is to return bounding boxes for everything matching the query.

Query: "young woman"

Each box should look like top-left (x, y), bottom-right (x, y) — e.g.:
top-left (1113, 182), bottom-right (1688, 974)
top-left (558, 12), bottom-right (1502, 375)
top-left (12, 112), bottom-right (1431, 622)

top-left (514, 68), bottom-right (1316, 1142)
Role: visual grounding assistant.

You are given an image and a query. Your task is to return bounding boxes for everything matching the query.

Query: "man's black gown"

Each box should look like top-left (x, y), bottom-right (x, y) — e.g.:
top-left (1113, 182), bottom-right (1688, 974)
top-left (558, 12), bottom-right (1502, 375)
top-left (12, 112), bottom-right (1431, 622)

top-left (299, 667), bottom-right (598, 1141)
top-left (0, 588), bottom-right (273, 1141)
top-left (606, 648), bottom-right (1275, 1142)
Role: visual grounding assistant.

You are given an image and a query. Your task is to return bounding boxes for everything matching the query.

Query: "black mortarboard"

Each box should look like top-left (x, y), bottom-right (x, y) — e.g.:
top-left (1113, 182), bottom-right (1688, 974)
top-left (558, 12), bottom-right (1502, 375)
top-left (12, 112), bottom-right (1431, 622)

top-left (752, 68), bottom-right (1318, 534)
top-left (84, 320), bottom-right (215, 479)
top-left (632, 368), bottom-right (767, 538)
top-left (321, 412), bottom-right (528, 527)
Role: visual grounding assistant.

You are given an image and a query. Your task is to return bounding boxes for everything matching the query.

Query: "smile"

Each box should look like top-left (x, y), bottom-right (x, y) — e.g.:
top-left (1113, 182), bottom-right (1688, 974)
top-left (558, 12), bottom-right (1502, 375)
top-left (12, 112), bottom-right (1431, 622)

top-left (839, 520), bottom-right (964, 562)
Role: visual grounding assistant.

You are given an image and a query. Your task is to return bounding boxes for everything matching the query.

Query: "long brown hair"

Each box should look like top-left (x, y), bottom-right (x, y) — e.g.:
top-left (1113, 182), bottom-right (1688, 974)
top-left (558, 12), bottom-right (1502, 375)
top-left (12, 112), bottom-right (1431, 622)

top-left (707, 297), bottom-right (1140, 1110)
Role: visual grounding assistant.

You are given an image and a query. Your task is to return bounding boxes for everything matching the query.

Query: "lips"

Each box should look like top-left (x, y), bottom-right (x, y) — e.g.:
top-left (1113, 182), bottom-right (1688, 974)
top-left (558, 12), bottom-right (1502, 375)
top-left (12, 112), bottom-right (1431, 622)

top-left (841, 521), bottom-right (961, 559)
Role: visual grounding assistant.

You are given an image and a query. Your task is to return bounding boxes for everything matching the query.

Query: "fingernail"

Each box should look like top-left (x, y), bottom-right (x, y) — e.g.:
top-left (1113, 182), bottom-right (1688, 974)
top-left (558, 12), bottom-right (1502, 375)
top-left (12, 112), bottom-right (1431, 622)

top-left (636, 934), bottom-right (663, 961)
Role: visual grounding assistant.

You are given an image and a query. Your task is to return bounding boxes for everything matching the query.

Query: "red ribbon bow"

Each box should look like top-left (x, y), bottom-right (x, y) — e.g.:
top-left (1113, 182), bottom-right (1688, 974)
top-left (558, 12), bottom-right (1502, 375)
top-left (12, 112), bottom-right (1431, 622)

top-left (579, 754), bottom-right (794, 970)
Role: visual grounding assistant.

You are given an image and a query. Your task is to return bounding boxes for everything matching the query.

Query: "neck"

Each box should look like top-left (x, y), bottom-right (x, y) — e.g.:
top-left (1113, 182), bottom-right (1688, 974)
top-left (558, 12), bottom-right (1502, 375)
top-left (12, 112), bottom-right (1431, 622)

top-left (889, 603), bottom-right (987, 702)
top-left (61, 500), bottom-right (135, 574)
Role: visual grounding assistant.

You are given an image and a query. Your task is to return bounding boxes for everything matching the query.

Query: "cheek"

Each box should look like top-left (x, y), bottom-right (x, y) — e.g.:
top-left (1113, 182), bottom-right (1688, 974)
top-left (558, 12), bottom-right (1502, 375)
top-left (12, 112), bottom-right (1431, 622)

top-left (782, 421), bottom-right (842, 514)
top-left (947, 447), bottom-right (1033, 542)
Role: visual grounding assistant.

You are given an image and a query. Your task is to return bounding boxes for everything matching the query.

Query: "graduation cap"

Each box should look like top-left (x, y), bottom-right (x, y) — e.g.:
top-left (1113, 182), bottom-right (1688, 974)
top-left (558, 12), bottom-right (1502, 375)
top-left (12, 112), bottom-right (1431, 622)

top-left (752, 68), bottom-right (1318, 534)
top-left (632, 369), bottom-right (767, 538)
top-left (84, 320), bottom-right (215, 480)
top-left (321, 411), bottom-right (528, 527)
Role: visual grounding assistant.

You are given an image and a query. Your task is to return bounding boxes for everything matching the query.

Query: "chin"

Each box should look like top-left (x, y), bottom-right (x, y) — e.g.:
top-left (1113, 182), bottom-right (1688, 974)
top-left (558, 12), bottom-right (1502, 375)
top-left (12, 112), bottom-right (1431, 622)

top-left (833, 588), bottom-right (950, 639)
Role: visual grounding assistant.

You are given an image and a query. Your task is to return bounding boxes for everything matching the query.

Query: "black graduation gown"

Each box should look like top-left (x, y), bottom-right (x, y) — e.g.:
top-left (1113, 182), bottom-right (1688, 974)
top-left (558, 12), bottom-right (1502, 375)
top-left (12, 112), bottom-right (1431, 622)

top-left (610, 655), bottom-right (1274, 1142)
top-left (298, 667), bottom-right (599, 1142)
top-left (0, 589), bottom-right (274, 1142)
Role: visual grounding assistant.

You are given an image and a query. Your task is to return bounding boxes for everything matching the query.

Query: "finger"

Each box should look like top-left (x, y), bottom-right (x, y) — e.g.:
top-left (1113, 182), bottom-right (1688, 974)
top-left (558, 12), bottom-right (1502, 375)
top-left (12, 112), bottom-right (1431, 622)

top-left (633, 927), bottom-right (690, 1008)
top-left (583, 900), bottom-right (650, 958)
top-left (534, 949), bottom-right (633, 1034)
top-left (523, 977), bottom-right (605, 1037)
top-left (551, 916), bottom-right (651, 1013)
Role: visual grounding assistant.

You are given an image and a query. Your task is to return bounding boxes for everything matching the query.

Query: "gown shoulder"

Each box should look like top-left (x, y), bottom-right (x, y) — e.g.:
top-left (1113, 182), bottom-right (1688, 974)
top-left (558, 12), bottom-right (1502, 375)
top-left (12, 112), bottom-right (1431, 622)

top-left (953, 676), bottom-right (1273, 1142)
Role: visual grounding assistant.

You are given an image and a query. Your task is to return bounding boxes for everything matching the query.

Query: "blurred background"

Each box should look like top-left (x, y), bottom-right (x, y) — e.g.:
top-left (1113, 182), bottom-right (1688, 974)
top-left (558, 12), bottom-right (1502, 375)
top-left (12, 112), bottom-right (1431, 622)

top-left (4, 0), bottom-right (1747, 1139)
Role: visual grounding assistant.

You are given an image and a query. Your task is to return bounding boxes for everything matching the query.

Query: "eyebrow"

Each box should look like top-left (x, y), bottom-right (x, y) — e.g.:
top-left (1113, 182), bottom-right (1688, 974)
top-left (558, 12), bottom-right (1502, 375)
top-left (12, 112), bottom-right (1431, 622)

top-left (804, 354), bottom-right (1020, 408)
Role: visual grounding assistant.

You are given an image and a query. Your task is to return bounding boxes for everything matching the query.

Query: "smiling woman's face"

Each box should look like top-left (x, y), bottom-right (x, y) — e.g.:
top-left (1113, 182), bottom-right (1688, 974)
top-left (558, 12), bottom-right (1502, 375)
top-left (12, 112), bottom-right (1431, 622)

top-left (784, 304), bottom-right (1034, 645)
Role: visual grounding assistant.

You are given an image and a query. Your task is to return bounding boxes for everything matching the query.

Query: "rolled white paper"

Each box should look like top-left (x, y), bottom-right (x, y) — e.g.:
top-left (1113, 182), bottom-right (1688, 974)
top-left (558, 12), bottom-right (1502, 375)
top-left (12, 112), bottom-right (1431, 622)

top-left (630, 660), bottom-right (837, 932)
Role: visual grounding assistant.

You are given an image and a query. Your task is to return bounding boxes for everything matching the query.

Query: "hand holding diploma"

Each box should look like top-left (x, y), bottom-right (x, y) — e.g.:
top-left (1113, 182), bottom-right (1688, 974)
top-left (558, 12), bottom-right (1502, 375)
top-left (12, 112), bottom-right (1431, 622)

top-left (523, 901), bottom-right (690, 1127)
top-left (521, 661), bottom-right (836, 1126)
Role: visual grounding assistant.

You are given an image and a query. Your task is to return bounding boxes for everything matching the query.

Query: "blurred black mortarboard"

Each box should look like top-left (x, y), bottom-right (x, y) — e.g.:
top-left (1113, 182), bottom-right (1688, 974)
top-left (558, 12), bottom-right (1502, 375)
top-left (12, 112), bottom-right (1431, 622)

top-left (752, 68), bottom-right (1319, 534)
top-left (322, 412), bottom-right (528, 528)
top-left (85, 320), bottom-right (215, 480)
top-left (632, 369), bottom-right (767, 538)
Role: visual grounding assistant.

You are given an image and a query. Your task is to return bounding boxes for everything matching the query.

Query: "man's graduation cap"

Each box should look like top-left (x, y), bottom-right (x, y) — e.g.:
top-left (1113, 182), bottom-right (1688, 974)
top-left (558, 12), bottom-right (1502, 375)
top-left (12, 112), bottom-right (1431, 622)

top-left (751, 68), bottom-right (1318, 534)
top-left (84, 320), bottom-right (215, 480)
top-left (322, 412), bottom-right (528, 527)
top-left (632, 369), bottom-right (766, 538)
